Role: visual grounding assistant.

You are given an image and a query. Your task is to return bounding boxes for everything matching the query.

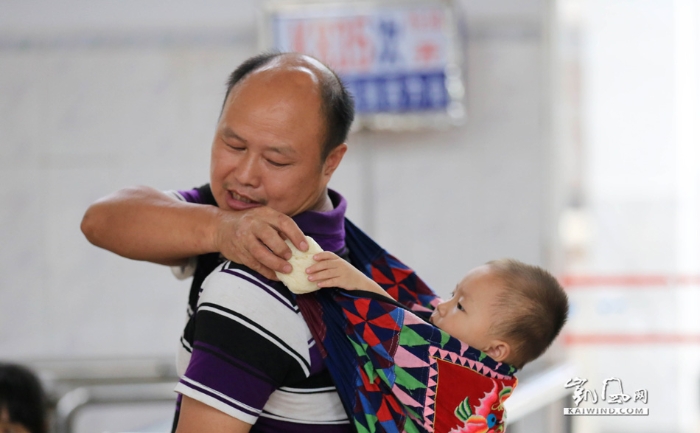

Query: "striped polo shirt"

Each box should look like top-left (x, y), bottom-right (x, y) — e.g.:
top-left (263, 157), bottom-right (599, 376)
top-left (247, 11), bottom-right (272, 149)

top-left (171, 187), bottom-right (353, 432)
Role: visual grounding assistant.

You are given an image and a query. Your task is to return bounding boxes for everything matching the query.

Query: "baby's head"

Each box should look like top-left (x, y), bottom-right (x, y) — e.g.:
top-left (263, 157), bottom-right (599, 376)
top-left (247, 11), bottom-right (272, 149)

top-left (429, 259), bottom-right (568, 369)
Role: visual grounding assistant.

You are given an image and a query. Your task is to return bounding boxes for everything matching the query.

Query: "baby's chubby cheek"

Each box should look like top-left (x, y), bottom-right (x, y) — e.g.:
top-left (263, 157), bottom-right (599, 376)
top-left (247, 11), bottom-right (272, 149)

top-left (429, 312), bottom-right (438, 325)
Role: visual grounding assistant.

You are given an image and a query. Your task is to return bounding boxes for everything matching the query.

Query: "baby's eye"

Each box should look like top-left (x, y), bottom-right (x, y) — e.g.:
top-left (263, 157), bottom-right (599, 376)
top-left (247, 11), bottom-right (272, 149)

top-left (457, 302), bottom-right (464, 312)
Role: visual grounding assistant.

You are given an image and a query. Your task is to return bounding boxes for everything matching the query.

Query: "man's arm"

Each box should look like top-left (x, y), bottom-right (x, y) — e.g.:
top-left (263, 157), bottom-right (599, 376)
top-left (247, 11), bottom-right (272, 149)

top-left (176, 396), bottom-right (251, 433)
top-left (81, 186), bottom-right (219, 266)
top-left (80, 185), bottom-right (307, 279)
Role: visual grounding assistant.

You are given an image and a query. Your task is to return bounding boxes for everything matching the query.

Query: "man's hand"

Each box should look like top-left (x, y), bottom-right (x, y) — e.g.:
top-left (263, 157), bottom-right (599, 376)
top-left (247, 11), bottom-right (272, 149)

top-left (81, 186), bottom-right (307, 277)
top-left (305, 251), bottom-right (389, 298)
top-left (215, 206), bottom-right (308, 280)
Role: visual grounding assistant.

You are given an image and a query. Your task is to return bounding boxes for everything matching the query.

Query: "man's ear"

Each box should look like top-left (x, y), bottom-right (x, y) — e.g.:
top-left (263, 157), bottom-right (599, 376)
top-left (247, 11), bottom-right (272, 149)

top-left (484, 340), bottom-right (511, 363)
top-left (322, 143), bottom-right (347, 177)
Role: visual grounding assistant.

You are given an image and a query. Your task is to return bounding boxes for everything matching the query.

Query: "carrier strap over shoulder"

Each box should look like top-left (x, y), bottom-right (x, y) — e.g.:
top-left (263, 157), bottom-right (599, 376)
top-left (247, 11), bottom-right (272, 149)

top-left (296, 219), bottom-right (518, 433)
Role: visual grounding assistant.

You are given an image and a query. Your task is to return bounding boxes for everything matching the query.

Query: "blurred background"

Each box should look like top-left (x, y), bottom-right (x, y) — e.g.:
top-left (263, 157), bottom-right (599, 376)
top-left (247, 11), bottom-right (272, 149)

top-left (1, 0), bottom-right (698, 432)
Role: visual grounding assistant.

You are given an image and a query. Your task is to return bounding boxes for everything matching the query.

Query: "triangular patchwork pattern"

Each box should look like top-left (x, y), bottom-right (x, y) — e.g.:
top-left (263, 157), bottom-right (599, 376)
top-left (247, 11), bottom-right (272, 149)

top-left (305, 219), bottom-right (518, 433)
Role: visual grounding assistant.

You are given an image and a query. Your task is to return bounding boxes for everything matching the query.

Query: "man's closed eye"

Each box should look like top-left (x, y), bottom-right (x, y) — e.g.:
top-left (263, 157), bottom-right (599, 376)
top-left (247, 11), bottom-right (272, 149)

top-left (225, 142), bottom-right (245, 151)
top-left (267, 159), bottom-right (291, 167)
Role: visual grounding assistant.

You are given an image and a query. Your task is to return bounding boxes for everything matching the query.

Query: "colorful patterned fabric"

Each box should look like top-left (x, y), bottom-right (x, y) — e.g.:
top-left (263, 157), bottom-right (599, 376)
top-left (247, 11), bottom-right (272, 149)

top-left (297, 220), bottom-right (518, 433)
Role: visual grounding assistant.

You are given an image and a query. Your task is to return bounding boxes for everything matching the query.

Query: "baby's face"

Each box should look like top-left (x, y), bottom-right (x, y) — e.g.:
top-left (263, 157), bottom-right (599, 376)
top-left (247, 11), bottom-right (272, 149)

top-left (429, 265), bottom-right (504, 353)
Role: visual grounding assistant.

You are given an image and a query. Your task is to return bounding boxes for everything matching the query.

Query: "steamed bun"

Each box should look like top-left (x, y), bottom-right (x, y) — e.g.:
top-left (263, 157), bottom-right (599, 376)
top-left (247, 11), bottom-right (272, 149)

top-left (275, 236), bottom-right (324, 294)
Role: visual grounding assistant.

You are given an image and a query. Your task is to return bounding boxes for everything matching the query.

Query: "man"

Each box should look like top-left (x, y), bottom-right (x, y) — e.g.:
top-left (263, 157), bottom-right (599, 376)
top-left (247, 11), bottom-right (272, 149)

top-left (81, 52), bottom-right (355, 432)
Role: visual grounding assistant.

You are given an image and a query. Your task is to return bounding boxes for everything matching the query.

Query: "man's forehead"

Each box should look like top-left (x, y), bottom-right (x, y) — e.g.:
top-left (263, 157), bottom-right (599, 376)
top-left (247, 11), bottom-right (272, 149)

top-left (228, 59), bottom-right (325, 103)
top-left (219, 54), bottom-right (328, 159)
top-left (257, 54), bottom-right (329, 76)
top-left (236, 55), bottom-right (336, 97)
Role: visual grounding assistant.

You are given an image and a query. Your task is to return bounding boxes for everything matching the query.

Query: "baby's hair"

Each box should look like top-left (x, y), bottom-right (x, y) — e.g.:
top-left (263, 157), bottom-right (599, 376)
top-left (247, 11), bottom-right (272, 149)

top-left (0, 363), bottom-right (48, 433)
top-left (487, 259), bottom-right (569, 369)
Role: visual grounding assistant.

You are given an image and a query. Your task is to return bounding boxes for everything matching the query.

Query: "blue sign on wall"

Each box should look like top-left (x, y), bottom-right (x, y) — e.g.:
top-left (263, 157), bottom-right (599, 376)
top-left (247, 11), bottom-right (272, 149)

top-left (272, 4), bottom-right (455, 114)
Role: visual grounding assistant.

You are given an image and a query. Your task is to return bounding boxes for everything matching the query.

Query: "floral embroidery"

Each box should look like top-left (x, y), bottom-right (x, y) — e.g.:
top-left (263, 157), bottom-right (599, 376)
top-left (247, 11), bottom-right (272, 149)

top-left (450, 383), bottom-right (513, 433)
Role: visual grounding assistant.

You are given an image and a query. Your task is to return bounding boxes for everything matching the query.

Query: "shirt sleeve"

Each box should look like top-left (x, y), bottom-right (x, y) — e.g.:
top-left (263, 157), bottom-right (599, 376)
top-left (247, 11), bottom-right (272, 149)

top-left (174, 263), bottom-right (312, 424)
top-left (166, 184), bottom-right (216, 205)
top-left (171, 256), bottom-right (198, 280)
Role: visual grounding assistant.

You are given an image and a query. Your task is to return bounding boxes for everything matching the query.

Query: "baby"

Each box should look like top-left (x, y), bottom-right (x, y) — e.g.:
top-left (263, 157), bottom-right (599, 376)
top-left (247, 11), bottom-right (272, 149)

top-left (305, 253), bottom-right (569, 369)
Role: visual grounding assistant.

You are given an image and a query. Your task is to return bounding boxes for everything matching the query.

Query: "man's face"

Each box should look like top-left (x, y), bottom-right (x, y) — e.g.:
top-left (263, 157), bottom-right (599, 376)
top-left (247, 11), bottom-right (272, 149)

top-left (210, 63), bottom-right (343, 216)
top-left (430, 265), bottom-right (504, 351)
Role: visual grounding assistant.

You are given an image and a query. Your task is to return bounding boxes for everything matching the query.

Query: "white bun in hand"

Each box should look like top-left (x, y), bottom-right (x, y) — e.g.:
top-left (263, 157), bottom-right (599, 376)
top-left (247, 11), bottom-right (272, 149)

top-left (275, 236), bottom-right (324, 294)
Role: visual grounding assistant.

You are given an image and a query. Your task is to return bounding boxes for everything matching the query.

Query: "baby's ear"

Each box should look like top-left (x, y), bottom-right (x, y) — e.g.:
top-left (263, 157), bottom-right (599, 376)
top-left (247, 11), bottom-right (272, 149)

top-left (484, 340), bottom-right (511, 363)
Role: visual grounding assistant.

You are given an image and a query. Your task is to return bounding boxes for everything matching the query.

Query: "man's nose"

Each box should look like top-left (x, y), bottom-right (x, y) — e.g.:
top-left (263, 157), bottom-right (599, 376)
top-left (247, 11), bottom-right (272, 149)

top-left (234, 152), bottom-right (260, 187)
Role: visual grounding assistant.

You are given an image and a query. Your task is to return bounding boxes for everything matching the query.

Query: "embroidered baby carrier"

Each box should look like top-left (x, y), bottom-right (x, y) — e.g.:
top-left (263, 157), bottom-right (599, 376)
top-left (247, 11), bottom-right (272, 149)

top-left (296, 219), bottom-right (518, 433)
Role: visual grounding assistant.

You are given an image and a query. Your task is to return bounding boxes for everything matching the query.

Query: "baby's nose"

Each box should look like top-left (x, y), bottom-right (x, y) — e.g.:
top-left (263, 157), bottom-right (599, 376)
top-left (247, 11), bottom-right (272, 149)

top-left (436, 301), bottom-right (447, 316)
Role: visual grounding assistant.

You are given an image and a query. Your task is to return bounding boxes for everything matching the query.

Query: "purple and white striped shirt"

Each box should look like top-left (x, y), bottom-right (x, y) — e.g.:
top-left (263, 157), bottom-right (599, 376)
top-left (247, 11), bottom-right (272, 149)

top-left (171, 186), bottom-right (353, 432)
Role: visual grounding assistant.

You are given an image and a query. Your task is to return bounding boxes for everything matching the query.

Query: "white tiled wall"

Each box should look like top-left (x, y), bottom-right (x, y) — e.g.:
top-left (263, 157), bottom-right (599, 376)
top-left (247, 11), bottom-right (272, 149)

top-left (0, 1), bottom-right (553, 431)
top-left (0, 44), bottom-right (262, 358)
top-left (559, 0), bottom-right (700, 431)
top-left (0, 3), bottom-right (551, 362)
top-left (0, 41), bottom-right (264, 433)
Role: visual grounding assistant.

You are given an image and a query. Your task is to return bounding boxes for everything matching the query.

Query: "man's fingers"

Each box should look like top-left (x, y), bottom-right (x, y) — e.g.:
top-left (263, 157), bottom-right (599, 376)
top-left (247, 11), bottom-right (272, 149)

top-left (250, 242), bottom-right (292, 274)
top-left (217, 207), bottom-right (295, 279)
top-left (256, 264), bottom-right (279, 281)
top-left (257, 226), bottom-right (293, 260)
top-left (276, 214), bottom-right (308, 252)
top-left (237, 247), bottom-right (281, 280)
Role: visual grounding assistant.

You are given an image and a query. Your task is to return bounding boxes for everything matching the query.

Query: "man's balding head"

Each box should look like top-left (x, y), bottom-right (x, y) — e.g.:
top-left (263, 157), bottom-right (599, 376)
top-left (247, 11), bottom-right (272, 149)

top-left (209, 53), bottom-right (351, 217)
top-left (222, 53), bottom-right (354, 160)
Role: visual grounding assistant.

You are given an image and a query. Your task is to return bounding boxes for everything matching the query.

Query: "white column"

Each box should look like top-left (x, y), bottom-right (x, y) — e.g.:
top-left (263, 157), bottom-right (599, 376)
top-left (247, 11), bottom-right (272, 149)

top-left (674, 1), bottom-right (700, 431)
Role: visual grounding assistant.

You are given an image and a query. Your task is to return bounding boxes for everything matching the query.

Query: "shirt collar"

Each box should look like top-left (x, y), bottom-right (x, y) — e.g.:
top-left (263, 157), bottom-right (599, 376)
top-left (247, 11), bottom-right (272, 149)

top-left (292, 189), bottom-right (346, 252)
